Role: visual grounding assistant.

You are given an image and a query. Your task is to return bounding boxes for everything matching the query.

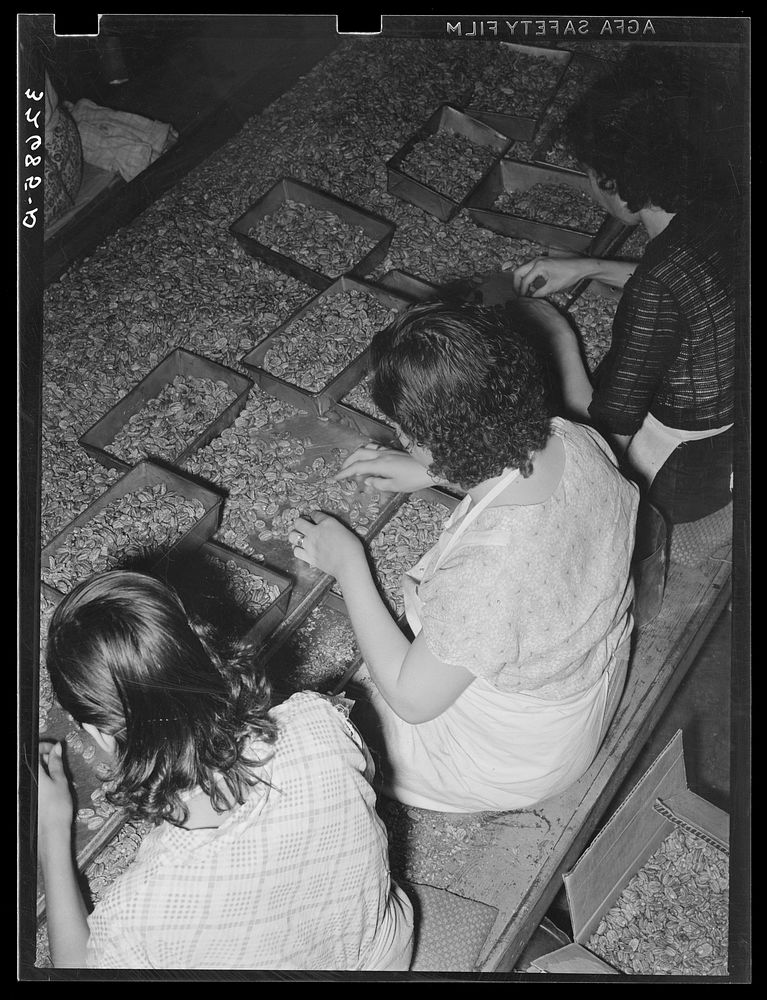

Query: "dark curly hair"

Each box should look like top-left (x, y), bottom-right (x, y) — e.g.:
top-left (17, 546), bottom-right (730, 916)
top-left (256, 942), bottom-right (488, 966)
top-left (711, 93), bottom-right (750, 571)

top-left (46, 570), bottom-right (279, 827)
top-left (564, 79), bottom-right (697, 214)
top-left (370, 301), bottom-right (552, 489)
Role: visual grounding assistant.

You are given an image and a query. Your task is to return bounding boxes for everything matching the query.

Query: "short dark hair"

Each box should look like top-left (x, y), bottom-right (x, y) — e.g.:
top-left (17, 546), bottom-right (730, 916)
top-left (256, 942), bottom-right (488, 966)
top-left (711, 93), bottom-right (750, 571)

top-left (46, 570), bottom-right (278, 826)
top-left (370, 301), bottom-right (552, 488)
top-left (564, 81), bottom-right (696, 214)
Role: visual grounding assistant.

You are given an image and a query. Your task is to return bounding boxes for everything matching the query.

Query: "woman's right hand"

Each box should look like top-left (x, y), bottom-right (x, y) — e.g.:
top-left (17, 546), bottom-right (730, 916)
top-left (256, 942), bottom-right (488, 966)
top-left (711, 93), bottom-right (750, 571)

top-left (334, 445), bottom-right (435, 494)
top-left (506, 257), bottom-right (591, 297)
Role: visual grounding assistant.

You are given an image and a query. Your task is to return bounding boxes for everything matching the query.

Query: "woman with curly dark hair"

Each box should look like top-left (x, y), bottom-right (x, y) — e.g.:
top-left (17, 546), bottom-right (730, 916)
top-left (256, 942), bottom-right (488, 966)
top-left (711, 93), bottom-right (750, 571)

top-left (37, 570), bottom-right (414, 969)
top-left (508, 71), bottom-right (737, 531)
top-left (289, 302), bottom-right (639, 812)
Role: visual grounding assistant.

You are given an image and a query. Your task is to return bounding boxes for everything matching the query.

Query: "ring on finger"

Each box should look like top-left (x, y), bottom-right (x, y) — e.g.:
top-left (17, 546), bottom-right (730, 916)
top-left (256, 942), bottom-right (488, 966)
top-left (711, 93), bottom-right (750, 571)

top-left (293, 531), bottom-right (304, 549)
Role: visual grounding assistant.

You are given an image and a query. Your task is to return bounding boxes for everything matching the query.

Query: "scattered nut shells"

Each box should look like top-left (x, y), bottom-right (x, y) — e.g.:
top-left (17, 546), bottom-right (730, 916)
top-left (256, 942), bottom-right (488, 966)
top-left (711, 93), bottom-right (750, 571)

top-left (400, 131), bottom-right (498, 202)
top-left (586, 825), bottom-right (729, 976)
top-left (107, 374), bottom-right (239, 465)
top-left (493, 182), bottom-right (606, 233)
top-left (261, 288), bottom-right (399, 392)
top-left (469, 49), bottom-right (564, 117)
top-left (247, 199), bottom-right (380, 278)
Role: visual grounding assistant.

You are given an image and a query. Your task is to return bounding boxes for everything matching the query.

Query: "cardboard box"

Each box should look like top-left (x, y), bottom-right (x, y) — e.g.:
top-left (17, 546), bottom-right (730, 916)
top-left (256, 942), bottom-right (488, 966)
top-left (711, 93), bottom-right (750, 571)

top-left (531, 730), bottom-right (730, 974)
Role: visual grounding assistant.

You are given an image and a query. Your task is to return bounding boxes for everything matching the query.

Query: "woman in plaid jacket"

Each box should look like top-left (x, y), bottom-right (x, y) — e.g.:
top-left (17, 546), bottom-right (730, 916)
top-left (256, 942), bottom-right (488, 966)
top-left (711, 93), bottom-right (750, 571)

top-left (37, 570), bottom-right (414, 970)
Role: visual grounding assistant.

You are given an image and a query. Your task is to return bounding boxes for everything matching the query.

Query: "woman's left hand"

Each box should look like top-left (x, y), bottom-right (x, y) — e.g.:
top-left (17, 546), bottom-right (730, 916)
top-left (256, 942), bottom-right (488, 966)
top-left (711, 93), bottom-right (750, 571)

top-left (37, 741), bottom-right (75, 837)
top-left (289, 512), bottom-right (367, 582)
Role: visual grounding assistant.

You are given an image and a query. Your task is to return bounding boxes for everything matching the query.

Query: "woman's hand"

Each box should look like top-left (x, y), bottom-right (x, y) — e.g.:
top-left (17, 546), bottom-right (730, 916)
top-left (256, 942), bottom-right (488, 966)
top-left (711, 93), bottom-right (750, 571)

top-left (506, 256), bottom-right (591, 297)
top-left (334, 445), bottom-right (435, 494)
top-left (289, 512), bottom-right (367, 583)
top-left (38, 741), bottom-right (74, 837)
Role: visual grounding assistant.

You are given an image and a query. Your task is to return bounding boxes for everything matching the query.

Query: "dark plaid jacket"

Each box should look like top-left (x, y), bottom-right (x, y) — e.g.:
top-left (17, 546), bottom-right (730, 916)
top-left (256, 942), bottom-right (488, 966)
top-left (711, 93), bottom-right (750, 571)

top-left (589, 205), bottom-right (737, 436)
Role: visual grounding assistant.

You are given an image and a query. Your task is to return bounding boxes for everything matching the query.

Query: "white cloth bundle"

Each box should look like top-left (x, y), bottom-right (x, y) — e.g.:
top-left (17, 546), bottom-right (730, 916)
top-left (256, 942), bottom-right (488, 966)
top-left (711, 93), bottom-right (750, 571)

top-left (68, 99), bottom-right (178, 182)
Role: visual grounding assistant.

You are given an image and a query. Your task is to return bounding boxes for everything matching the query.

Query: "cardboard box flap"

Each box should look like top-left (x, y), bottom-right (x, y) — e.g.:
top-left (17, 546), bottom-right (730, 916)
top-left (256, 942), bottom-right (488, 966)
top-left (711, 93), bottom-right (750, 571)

top-left (653, 788), bottom-right (729, 852)
top-left (530, 943), bottom-right (619, 975)
top-left (564, 730), bottom-right (687, 941)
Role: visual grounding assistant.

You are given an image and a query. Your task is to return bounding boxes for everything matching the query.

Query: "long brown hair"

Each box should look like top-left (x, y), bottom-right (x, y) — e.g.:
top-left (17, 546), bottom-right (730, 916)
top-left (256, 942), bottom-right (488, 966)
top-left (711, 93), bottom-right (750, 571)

top-left (46, 570), bottom-right (279, 826)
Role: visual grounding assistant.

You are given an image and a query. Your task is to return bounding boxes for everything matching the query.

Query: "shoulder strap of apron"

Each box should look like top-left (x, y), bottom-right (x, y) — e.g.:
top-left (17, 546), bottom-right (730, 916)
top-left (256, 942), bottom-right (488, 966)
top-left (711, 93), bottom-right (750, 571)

top-left (431, 466), bottom-right (521, 575)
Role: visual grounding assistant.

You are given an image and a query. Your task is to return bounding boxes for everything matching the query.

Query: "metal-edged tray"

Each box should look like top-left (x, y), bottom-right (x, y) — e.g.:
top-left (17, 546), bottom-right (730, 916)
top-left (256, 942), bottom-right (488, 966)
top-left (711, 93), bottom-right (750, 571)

top-left (466, 157), bottom-right (613, 252)
top-left (166, 539), bottom-right (295, 654)
top-left (229, 176), bottom-right (397, 291)
top-left (386, 104), bottom-right (512, 222)
top-left (40, 460), bottom-right (225, 601)
top-left (331, 483), bottom-right (462, 598)
top-left (377, 268), bottom-right (442, 302)
top-left (328, 400), bottom-right (398, 448)
top-left (331, 270), bottom-right (439, 442)
top-left (78, 348), bottom-right (253, 473)
top-left (239, 275), bottom-right (411, 416)
top-left (529, 51), bottom-right (610, 173)
top-left (468, 42), bottom-right (573, 142)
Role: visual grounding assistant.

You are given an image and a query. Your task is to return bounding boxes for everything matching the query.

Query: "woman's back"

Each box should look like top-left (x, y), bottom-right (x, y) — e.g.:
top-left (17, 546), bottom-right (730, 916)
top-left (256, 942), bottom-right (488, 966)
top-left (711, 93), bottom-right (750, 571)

top-left (418, 418), bottom-right (639, 700)
top-left (84, 692), bottom-right (412, 970)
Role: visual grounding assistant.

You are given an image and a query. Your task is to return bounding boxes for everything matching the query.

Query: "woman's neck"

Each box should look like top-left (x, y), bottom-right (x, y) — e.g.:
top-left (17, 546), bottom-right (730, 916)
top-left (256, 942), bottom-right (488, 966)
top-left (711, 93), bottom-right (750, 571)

top-left (640, 206), bottom-right (676, 239)
top-left (467, 432), bottom-right (565, 507)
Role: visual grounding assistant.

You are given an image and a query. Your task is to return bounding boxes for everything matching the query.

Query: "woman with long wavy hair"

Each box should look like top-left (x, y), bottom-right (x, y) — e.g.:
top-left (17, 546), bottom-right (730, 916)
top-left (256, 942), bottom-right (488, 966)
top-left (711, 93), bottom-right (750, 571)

top-left (37, 570), bottom-right (413, 970)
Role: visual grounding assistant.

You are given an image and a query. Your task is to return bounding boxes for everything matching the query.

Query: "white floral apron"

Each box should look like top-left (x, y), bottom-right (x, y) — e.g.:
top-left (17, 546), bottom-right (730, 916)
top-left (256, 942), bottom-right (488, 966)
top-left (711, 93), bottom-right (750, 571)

top-left (366, 468), bottom-right (629, 813)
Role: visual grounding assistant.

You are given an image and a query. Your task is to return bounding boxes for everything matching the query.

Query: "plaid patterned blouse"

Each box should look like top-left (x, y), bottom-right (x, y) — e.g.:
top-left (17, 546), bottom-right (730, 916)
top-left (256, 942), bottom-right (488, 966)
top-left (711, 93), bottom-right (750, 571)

top-left (589, 206), bottom-right (736, 436)
top-left (84, 692), bottom-right (412, 970)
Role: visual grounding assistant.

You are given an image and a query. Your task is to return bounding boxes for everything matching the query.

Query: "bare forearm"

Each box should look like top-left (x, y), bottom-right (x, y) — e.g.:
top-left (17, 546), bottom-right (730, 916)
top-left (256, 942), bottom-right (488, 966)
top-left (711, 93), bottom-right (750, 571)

top-left (579, 258), bottom-right (636, 289)
top-left (336, 557), bottom-right (411, 711)
top-left (39, 831), bottom-right (90, 967)
top-left (541, 320), bottom-right (595, 421)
